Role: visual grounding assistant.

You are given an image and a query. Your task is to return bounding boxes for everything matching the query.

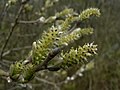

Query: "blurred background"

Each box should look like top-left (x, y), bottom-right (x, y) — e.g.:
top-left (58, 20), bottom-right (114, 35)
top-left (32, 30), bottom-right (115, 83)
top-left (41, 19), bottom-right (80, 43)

top-left (0, 0), bottom-right (120, 90)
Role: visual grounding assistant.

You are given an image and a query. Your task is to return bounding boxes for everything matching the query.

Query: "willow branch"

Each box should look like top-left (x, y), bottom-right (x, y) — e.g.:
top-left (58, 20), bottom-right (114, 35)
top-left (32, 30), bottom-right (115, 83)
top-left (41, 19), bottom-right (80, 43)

top-left (35, 46), bottom-right (65, 72)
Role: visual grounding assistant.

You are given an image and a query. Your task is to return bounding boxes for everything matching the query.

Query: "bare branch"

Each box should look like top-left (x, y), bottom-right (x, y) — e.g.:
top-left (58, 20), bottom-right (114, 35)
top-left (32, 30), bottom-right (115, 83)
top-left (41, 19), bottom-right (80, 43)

top-left (18, 19), bottom-right (42, 24)
top-left (18, 16), bottom-right (46, 25)
top-left (2, 46), bottom-right (31, 57)
top-left (35, 77), bottom-right (60, 90)
top-left (15, 33), bottom-right (36, 37)
top-left (0, 0), bottom-right (29, 61)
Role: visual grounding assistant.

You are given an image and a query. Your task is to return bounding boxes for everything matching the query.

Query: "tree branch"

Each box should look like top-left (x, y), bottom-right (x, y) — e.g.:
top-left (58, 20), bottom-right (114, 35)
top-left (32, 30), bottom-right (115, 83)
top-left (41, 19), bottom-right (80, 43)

top-left (35, 77), bottom-right (60, 90)
top-left (35, 46), bottom-right (65, 72)
top-left (0, 0), bottom-right (29, 61)
top-left (18, 18), bottom-right (42, 24)
top-left (2, 46), bottom-right (31, 57)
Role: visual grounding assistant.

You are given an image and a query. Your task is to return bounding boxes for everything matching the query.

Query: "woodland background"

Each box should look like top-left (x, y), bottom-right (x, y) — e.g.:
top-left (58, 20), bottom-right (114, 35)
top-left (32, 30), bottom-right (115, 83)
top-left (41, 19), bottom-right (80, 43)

top-left (0, 0), bottom-right (120, 90)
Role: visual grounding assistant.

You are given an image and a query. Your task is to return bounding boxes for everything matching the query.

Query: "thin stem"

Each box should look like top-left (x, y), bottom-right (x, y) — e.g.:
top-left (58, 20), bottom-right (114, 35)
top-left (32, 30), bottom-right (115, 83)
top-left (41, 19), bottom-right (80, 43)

top-left (35, 77), bottom-right (60, 90)
top-left (0, 1), bottom-right (29, 61)
top-left (2, 46), bottom-right (31, 57)
top-left (18, 19), bottom-right (41, 24)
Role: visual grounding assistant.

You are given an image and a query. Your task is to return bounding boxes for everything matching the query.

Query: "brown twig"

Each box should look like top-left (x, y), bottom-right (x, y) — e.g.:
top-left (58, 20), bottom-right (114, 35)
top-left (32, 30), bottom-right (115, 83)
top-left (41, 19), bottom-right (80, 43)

top-left (35, 46), bottom-right (65, 72)
top-left (0, 1), bottom-right (29, 61)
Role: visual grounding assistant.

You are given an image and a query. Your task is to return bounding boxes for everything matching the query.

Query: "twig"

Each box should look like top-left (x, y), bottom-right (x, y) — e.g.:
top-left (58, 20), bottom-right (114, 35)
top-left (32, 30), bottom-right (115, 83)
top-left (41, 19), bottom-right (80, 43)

top-left (18, 19), bottom-right (41, 24)
top-left (0, 1), bottom-right (29, 61)
top-left (18, 16), bottom-right (46, 24)
top-left (35, 77), bottom-right (60, 90)
top-left (2, 46), bottom-right (31, 57)
top-left (35, 46), bottom-right (65, 72)
top-left (15, 33), bottom-right (36, 37)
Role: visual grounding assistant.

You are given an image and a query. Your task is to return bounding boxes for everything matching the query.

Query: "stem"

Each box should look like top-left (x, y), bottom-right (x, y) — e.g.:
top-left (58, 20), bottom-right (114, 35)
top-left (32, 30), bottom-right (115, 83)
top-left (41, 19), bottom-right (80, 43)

top-left (35, 46), bottom-right (65, 72)
top-left (0, 1), bottom-right (29, 61)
